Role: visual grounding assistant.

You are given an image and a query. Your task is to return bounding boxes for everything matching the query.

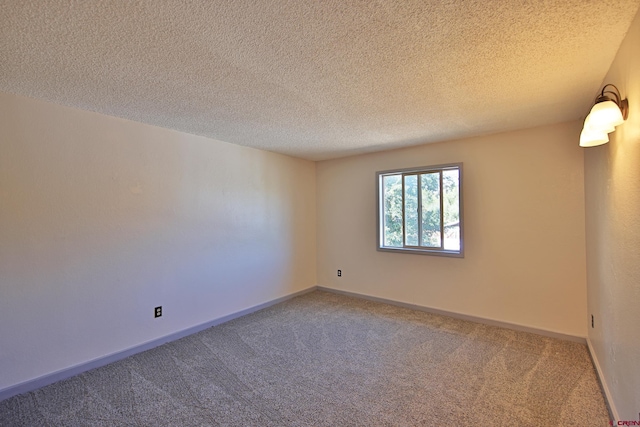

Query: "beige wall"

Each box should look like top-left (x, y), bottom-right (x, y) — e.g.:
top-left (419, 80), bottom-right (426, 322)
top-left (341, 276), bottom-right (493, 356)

top-left (0, 92), bottom-right (316, 392)
top-left (585, 7), bottom-right (640, 420)
top-left (317, 122), bottom-right (587, 337)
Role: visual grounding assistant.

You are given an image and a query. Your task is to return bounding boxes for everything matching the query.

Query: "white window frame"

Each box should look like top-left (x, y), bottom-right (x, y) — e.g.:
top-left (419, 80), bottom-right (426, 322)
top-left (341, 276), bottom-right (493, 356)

top-left (376, 163), bottom-right (464, 257)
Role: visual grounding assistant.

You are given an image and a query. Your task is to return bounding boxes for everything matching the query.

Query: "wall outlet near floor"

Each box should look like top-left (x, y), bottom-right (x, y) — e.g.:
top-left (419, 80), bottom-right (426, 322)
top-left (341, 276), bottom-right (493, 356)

top-left (337, 269), bottom-right (342, 277)
top-left (155, 306), bottom-right (162, 318)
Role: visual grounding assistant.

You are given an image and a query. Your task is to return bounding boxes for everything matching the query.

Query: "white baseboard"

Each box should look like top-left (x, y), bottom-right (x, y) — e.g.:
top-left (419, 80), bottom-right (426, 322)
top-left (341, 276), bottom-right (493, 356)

top-left (0, 286), bottom-right (317, 402)
top-left (317, 286), bottom-right (586, 344)
top-left (586, 338), bottom-right (618, 421)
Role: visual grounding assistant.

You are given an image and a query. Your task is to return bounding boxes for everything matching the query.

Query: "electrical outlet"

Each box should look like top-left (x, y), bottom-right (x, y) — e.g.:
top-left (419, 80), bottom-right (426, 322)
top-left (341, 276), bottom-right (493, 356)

top-left (591, 314), bottom-right (594, 328)
top-left (337, 270), bottom-right (342, 277)
top-left (155, 306), bottom-right (162, 318)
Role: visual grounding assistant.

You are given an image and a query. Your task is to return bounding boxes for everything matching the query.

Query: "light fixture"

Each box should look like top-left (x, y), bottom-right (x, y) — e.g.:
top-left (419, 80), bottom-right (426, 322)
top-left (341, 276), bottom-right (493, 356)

top-left (579, 127), bottom-right (609, 147)
top-left (584, 113), bottom-right (615, 133)
top-left (580, 84), bottom-right (628, 147)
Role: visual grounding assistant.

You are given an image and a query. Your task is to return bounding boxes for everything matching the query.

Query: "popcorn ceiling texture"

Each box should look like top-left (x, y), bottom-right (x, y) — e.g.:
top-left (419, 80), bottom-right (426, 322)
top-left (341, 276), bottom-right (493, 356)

top-left (1, 0), bottom-right (639, 160)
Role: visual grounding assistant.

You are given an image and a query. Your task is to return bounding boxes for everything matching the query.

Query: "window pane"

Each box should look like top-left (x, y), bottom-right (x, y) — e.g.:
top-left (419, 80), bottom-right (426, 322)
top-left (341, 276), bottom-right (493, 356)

top-left (377, 164), bottom-right (462, 256)
top-left (382, 175), bottom-right (403, 247)
top-left (420, 172), bottom-right (441, 247)
top-left (443, 169), bottom-right (460, 250)
top-left (404, 175), bottom-right (418, 246)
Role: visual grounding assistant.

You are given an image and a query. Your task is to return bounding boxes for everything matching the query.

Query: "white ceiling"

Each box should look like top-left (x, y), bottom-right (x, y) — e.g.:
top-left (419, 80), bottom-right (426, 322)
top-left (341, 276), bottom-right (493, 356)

top-left (2, 1), bottom-right (639, 160)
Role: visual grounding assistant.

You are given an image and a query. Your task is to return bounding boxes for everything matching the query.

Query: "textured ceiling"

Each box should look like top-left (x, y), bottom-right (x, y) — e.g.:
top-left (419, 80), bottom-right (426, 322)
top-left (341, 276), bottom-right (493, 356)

top-left (2, 1), bottom-right (639, 160)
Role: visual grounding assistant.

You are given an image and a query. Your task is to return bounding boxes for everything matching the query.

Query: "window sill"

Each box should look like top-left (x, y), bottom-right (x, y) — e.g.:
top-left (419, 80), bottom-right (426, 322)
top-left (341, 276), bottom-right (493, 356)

top-left (377, 246), bottom-right (464, 258)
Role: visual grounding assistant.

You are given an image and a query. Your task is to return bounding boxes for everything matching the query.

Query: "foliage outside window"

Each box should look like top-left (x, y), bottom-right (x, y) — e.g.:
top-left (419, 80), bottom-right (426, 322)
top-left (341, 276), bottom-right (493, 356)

top-left (377, 164), bottom-right (463, 257)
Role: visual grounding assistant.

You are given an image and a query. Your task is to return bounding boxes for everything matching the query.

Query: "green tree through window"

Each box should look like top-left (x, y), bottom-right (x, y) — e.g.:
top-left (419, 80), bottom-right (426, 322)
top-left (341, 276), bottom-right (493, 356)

top-left (379, 164), bottom-right (462, 256)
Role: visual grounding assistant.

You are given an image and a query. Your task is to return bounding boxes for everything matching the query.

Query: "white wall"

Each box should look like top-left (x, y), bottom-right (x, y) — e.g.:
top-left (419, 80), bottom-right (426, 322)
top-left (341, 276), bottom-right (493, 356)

top-left (585, 6), bottom-right (640, 420)
top-left (317, 122), bottom-right (587, 337)
top-left (0, 92), bottom-right (316, 392)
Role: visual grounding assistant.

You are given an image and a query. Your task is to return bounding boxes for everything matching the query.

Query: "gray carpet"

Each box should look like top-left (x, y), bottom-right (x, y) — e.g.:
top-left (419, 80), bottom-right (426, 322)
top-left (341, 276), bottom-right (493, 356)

top-left (0, 291), bottom-right (610, 426)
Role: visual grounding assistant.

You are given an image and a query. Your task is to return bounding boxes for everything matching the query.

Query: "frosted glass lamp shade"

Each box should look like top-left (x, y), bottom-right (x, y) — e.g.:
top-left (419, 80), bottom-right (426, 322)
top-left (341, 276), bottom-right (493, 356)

top-left (588, 100), bottom-right (624, 129)
top-left (584, 113), bottom-right (615, 133)
top-left (579, 84), bottom-right (628, 147)
top-left (579, 127), bottom-right (609, 147)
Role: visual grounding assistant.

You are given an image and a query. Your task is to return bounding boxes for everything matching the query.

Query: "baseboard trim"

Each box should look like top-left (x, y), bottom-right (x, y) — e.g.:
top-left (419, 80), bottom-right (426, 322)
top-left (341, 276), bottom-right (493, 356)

top-left (0, 286), bottom-right (317, 402)
top-left (586, 338), bottom-right (618, 421)
top-left (317, 286), bottom-right (586, 344)
top-left (1, 285), bottom-right (589, 402)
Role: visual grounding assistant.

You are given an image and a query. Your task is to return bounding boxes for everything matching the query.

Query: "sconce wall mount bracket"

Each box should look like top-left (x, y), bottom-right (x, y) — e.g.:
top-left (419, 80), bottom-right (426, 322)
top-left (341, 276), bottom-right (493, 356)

top-left (595, 84), bottom-right (628, 120)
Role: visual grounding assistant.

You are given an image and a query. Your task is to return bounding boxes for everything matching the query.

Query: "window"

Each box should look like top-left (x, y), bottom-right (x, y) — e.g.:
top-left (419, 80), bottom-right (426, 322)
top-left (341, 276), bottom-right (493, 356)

top-left (377, 163), bottom-right (463, 257)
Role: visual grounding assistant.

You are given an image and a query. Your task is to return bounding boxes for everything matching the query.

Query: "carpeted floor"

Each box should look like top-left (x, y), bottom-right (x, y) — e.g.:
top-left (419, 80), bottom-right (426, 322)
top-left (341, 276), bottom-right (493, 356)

top-left (0, 290), bottom-right (610, 426)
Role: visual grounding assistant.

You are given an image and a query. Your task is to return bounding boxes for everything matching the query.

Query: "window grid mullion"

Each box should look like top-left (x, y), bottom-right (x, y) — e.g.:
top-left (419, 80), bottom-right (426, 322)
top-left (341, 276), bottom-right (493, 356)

top-left (439, 171), bottom-right (444, 250)
top-left (417, 174), bottom-right (423, 247)
top-left (401, 174), bottom-right (406, 247)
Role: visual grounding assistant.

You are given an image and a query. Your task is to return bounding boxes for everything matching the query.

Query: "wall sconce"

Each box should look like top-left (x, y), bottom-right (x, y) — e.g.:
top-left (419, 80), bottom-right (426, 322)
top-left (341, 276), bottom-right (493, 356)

top-left (580, 84), bottom-right (629, 147)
